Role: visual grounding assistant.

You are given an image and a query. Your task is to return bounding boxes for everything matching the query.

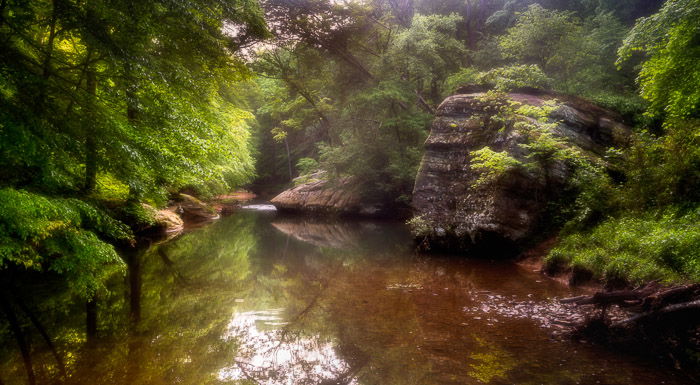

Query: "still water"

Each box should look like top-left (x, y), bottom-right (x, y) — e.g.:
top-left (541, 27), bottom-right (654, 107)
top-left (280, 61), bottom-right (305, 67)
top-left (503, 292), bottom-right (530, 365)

top-left (0, 212), bottom-right (693, 384)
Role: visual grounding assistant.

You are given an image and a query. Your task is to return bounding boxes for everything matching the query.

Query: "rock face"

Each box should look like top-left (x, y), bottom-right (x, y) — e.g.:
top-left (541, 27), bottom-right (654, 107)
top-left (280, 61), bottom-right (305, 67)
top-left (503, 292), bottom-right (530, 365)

top-left (271, 172), bottom-right (382, 216)
top-left (140, 204), bottom-right (184, 234)
top-left (153, 208), bottom-right (185, 233)
top-left (411, 89), bottom-right (630, 254)
top-left (178, 193), bottom-right (220, 221)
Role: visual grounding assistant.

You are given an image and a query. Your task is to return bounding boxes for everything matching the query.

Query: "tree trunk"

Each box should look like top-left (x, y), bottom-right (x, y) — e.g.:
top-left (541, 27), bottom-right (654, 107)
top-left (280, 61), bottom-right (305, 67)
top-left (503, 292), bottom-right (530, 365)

top-left (84, 69), bottom-right (98, 193)
top-left (86, 296), bottom-right (97, 344)
top-left (35, 0), bottom-right (59, 111)
top-left (128, 251), bottom-right (142, 324)
top-left (123, 50), bottom-right (140, 125)
top-left (41, 0), bottom-right (59, 80)
top-left (0, 0), bottom-right (8, 27)
top-left (284, 137), bottom-right (293, 180)
top-left (17, 301), bottom-right (66, 378)
top-left (0, 295), bottom-right (35, 385)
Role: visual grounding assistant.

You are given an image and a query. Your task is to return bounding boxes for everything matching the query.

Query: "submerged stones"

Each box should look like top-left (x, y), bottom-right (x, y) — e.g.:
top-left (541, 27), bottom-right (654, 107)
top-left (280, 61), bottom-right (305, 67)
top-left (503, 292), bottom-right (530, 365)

top-left (411, 89), bottom-right (631, 254)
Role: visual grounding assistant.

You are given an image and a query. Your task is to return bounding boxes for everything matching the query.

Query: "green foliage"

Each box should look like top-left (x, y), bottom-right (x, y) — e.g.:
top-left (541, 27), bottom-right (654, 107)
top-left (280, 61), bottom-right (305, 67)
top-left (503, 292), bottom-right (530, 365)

top-left (498, 4), bottom-right (632, 99)
top-left (296, 158), bottom-right (319, 176)
top-left (499, 4), bottom-right (581, 68)
top-left (406, 214), bottom-right (432, 238)
top-left (317, 106), bottom-right (430, 203)
top-left (478, 64), bottom-right (553, 91)
top-left (0, 188), bottom-right (130, 296)
top-left (514, 99), bottom-right (559, 121)
top-left (445, 67), bottom-right (480, 94)
top-left (0, 0), bottom-right (269, 296)
top-left (586, 92), bottom-right (647, 122)
top-left (621, 123), bottom-right (700, 209)
top-left (387, 13), bottom-right (467, 101)
top-left (543, 0), bottom-right (700, 285)
top-left (470, 147), bottom-right (523, 187)
top-left (548, 208), bottom-right (700, 284)
top-left (445, 65), bottom-right (553, 94)
top-left (93, 173), bottom-right (131, 202)
top-left (473, 91), bottom-right (518, 129)
top-left (117, 202), bottom-right (158, 229)
top-left (249, 9), bottom-right (460, 204)
top-left (0, 0), bottom-right (267, 200)
top-left (618, 0), bottom-right (700, 121)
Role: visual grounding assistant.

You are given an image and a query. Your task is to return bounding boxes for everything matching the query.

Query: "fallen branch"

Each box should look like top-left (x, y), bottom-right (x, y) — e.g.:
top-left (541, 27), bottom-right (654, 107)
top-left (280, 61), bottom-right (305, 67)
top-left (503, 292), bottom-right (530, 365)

top-left (614, 299), bottom-right (700, 327)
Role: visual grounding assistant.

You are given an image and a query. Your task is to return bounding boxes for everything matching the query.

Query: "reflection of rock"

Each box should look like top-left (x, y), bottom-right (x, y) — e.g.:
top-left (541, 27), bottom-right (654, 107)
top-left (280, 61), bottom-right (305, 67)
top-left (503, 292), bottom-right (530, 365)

top-left (178, 193), bottom-right (220, 221)
top-left (212, 191), bottom-right (256, 216)
top-left (411, 89), bottom-right (631, 253)
top-left (241, 204), bottom-right (277, 212)
top-left (271, 220), bottom-right (365, 249)
top-left (271, 172), bottom-right (383, 216)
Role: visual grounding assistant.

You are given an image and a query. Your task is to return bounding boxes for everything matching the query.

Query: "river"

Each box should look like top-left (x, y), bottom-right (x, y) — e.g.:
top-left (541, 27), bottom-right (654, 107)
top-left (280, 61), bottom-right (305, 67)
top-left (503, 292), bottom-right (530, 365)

top-left (0, 211), bottom-right (693, 384)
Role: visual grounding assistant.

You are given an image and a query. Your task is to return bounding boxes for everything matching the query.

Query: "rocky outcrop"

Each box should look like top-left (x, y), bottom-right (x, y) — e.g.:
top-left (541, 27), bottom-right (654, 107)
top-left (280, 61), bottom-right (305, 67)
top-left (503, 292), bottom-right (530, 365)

top-left (140, 204), bottom-right (184, 234)
top-left (411, 89), bottom-right (630, 254)
top-left (271, 172), bottom-right (383, 216)
top-left (177, 193), bottom-right (220, 221)
top-left (154, 208), bottom-right (184, 233)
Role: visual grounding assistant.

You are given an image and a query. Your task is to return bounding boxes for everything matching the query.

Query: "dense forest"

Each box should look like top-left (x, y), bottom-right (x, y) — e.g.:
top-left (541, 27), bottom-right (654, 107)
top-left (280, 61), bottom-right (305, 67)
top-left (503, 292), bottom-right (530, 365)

top-left (1, 0), bottom-right (699, 383)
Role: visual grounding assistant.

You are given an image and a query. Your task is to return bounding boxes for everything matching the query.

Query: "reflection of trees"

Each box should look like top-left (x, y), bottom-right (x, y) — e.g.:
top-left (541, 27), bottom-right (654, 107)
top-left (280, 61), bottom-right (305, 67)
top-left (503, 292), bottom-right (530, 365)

top-left (0, 214), bottom-right (257, 385)
top-left (223, 247), bottom-right (354, 385)
top-left (233, 232), bottom-right (645, 385)
top-left (0, 214), bottom-right (683, 385)
top-left (225, 222), bottom-right (432, 385)
top-left (0, 270), bottom-right (86, 385)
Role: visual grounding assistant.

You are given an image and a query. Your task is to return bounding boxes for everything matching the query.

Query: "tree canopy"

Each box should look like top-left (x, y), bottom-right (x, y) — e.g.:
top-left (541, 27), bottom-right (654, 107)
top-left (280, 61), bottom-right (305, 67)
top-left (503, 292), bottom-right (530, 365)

top-left (0, 0), bottom-right (268, 297)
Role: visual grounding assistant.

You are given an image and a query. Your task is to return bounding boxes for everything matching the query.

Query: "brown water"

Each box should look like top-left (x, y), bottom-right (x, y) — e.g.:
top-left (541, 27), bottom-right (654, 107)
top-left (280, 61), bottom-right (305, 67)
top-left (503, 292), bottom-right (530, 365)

top-left (0, 211), bottom-right (693, 384)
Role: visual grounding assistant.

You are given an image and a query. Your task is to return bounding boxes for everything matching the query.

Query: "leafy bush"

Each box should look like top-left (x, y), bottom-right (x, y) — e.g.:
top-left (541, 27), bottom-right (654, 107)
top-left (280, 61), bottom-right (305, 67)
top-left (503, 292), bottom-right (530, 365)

top-left (618, 0), bottom-right (700, 121)
top-left (547, 208), bottom-right (700, 284)
top-left (296, 157), bottom-right (319, 176)
top-left (93, 173), bottom-right (131, 202)
top-left (621, 122), bottom-right (700, 210)
top-left (406, 215), bottom-right (432, 238)
top-left (444, 65), bottom-right (553, 94)
top-left (477, 64), bottom-right (553, 91)
top-left (587, 92), bottom-right (647, 123)
top-left (445, 67), bottom-right (479, 94)
top-left (0, 188), bottom-right (131, 296)
top-left (470, 147), bottom-right (523, 187)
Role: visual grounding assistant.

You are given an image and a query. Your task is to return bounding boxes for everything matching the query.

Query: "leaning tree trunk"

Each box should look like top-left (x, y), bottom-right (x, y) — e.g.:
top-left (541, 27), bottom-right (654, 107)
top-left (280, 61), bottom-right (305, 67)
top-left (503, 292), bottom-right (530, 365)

top-left (0, 294), bottom-right (35, 385)
top-left (17, 301), bottom-right (66, 378)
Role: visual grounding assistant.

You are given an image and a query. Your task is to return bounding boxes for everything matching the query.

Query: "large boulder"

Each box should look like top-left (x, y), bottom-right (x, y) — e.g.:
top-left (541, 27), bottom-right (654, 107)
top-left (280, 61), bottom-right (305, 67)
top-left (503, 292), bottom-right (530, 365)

top-left (139, 203), bottom-right (184, 234)
top-left (271, 172), bottom-right (382, 216)
top-left (177, 193), bottom-right (220, 221)
top-left (411, 89), bottom-right (630, 254)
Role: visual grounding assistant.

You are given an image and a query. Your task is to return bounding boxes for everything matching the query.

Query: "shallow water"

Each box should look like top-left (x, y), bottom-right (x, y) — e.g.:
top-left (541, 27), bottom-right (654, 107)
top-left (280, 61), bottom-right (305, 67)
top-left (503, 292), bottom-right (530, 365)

top-left (0, 212), bottom-right (693, 384)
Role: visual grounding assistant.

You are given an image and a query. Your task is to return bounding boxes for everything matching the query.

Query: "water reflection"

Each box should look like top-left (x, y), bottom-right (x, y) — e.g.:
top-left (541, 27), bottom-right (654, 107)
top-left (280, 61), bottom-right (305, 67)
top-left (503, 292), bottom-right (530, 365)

top-left (0, 212), bottom-right (694, 385)
top-left (220, 309), bottom-right (354, 385)
top-left (270, 218), bottom-right (380, 249)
